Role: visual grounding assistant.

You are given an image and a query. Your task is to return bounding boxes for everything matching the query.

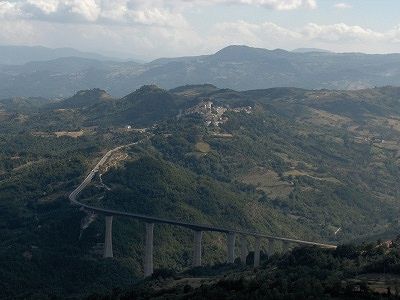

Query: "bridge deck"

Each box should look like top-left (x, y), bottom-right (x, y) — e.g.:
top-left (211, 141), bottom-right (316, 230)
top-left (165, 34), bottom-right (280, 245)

top-left (69, 143), bottom-right (337, 250)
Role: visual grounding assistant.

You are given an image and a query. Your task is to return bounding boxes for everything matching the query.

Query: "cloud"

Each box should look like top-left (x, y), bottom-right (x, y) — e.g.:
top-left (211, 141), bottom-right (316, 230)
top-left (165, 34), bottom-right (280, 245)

top-left (1, 0), bottom-right (400, 58)
top-left (69, 0), bottom-right (101, 22)
top-left (334, 3), bottom-right (352, 9)
top-left (0, 0), bottom-right (188, 27)
top-left (187, 0), bottom-right (317, 10)
top-left (213, 21), bottom-right (386, 44)
top-left (0, 20), bottom-right (41, 44)
top-left (3, 0), bottom-right (102, 22)
top-left (0, 16), bottom-right (202, 59)
top-left (125, 8), bottom-right (188, 27)
top-left (0, 0), bottom-right (317, 49)
top-left (0, 0), bottom-right (317, 25)
top-left (0, 1), bottom-right (22, 17)
top-left (302, 23), bottom-right (384, 42)
top-left (214, 20), bottom-right (301, 45)
top-left (26, 0), bottom-right (60, 14)
top-left (234, 0), bottom-right (317, 10)
top-left (207, 20), bottom-right (400, 54)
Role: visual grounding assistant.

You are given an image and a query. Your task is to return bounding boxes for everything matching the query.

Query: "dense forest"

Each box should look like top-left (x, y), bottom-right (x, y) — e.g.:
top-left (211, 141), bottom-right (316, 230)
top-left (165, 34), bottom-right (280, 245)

top-left (91, 242), bottom-right (400, 299)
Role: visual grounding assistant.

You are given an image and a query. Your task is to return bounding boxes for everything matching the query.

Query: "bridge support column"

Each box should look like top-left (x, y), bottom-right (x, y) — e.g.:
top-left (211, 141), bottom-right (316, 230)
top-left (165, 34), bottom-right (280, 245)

top-left (267, 238), bottom-right (275, 258)
top-left (144, 223), bottom-right (154, 277)
top-left (282, 241), bottom-right (291, 253)
top-left (193, 231), bottom-right (202, 267)
top-left (254, 237), bottom-right (261, 268)
top-left (104, 216), bottom-right (113, 258)
top-left (240, 236), bottom-right (248, 264)
top-left (227, 232), bottom-right (236, 263)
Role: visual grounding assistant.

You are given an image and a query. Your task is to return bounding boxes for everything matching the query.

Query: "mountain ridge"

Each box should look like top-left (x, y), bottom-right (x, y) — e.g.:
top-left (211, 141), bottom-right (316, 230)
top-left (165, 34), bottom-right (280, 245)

top-left (1, 45), bottom-right (400, 98)
top-left (0, 45), bottom-right (123, 65)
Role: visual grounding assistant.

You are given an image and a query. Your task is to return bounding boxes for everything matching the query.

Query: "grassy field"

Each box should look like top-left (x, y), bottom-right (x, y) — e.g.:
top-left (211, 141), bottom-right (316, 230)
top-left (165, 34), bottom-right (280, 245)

top-left (195, 142), bottom-right (211, 153)
top-left (54, 130), bottom-right (85, 138)
top-left (240, 168), bottom-right (294, 198)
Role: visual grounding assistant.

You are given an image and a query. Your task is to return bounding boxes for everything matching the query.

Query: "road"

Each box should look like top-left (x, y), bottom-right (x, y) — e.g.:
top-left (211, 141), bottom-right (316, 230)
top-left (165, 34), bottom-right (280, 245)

top-left (69, 142), bottom-right (337, 249)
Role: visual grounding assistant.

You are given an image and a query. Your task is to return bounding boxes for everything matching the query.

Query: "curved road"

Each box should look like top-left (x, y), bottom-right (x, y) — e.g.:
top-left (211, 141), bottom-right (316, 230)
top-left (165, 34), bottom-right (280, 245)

top-left (69, 142), bottom-right (337, 249)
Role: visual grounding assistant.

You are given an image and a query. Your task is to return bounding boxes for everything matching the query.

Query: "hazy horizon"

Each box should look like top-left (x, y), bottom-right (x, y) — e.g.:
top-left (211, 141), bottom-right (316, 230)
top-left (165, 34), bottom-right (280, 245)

top-left (1, 1), bottom-right (400, 60)
top-left (2, 43), bottom-right (400, 63)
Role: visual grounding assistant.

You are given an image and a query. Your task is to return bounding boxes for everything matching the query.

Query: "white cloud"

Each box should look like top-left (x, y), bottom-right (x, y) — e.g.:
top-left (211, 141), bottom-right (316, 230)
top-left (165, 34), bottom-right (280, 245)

top-left (68, 0), bottom-right (101, 22)
top-left (235, 0), bottom-right (317, 10)
top-left (0, 20), bottom-right (40, 44)
top-left (0, 0), bottom-right (188, 26)
top-left (334, 3), bottom-right (352, 9)
top-left (3, 0), bottom-right (103, 22)
top-left (188, 0), bottom-right (317, 10)
top-left (302, 23), bottom-right (384, 42)
top-left (0, 0), bottom-right (317, 24)
top-left (214, 20), bottom-right (301, 46)
top-left (1, 0), bottom-right (400, 58)
top-left (125, 8), bottom-right (188, 27)
top-left (212, 21), bottom-right (386, 44)
top-left (0, 17), bottom-right (202, 59)
top-left (0, 1), bottom-right (22, 17)
top-left (206, 20), bottom-right (400, 54)
top-left (26, 0), bottom-right (59, 14)
top-left (386, 25), bottom-right (400, 43)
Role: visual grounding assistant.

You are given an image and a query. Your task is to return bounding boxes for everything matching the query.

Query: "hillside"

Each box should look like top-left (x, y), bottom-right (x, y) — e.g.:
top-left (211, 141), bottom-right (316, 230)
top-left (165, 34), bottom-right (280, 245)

top-left (1, 45), bottom-right (400, 98)
top-left (93, 242), bottom-right (400, 299)
top-left (0, 96), bottom-right (54, 113)
top-left (52, 89), bottom-right (113, 109)
top-left (0, 84), bottom-right (400, 298)
top-left (85, 85), bottom-right (187, 126)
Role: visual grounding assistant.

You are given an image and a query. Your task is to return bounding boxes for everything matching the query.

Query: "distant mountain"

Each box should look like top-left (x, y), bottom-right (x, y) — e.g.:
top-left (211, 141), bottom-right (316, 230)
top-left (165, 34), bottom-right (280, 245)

top-left (0, 45), bottom-right (120, 65)
top-left (0, 57), bottom-right (140, 98)
top-left (292, 47), bottom-right (332, 53)
top-left (1, 45), bottom-right (400, 98)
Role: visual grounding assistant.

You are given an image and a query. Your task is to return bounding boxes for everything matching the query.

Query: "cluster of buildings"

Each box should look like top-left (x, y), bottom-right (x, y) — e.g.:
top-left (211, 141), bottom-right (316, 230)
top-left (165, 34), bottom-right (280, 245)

top-left (184, 99), bottom-right (252, 126)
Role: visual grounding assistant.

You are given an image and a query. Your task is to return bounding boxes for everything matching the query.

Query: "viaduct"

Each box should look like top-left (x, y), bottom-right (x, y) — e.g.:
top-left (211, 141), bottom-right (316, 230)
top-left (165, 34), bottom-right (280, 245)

top-left (69, 143), bottom-right (337, 277)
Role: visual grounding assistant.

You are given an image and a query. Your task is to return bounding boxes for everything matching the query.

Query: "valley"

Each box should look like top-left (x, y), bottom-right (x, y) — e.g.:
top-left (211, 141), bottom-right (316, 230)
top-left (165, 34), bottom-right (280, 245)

top-left (1, 84), bottom-right (400, 298)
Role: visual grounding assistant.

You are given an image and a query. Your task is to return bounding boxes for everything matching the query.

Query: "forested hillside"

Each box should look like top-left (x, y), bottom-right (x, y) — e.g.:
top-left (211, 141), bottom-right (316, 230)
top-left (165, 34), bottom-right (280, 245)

top-left (93, 242), bottom-right (400, 299)
top-left (2, 45), bottom-right (400, 98)
top-left (1, 84), bottom-right (400, 298)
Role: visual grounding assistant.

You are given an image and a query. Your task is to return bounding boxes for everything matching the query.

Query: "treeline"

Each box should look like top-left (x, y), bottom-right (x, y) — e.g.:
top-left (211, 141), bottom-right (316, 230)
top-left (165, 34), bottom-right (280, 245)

top-left (92, 243), bottom-right (400, 300)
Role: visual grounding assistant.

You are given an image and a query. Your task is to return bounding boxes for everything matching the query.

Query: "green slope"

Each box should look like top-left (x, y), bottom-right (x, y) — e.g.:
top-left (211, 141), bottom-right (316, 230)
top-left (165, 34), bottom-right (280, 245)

top-left (1, 84), bottom-right (400, 298)
top-left (95, 243), bottom-right (400, 300)
top-left (85, 85), bottom-right (189, 127)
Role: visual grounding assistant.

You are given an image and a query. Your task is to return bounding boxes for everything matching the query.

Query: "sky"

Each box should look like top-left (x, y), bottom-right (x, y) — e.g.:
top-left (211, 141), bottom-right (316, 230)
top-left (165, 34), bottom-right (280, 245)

top-left (0, 0), bottom-right (400, 60)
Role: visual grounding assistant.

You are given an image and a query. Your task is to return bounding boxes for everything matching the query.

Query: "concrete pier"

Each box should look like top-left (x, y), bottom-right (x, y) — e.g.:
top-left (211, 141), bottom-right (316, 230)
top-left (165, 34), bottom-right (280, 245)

top-left (282, 241), bottom-right (291, 253)
top-left (144, 223), bottom-right (154, 277)
top-left (193, 231), bottom-right (202, 267)
top-left (227, 232), bottom-right (236, 263)
top-left (104, 216), bottom-right (113, 258)
top-left (267, 238), bottom-right (275, 258)
top-left (254, 237), bottom-right (261, 268)
top-left (240, 235), bottom-right (248, 264)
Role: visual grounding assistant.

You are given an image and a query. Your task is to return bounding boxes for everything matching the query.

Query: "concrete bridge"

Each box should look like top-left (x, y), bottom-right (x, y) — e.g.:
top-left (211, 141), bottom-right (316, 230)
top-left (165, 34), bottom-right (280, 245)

top-left (69, 143), bottom-right (337, 277)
